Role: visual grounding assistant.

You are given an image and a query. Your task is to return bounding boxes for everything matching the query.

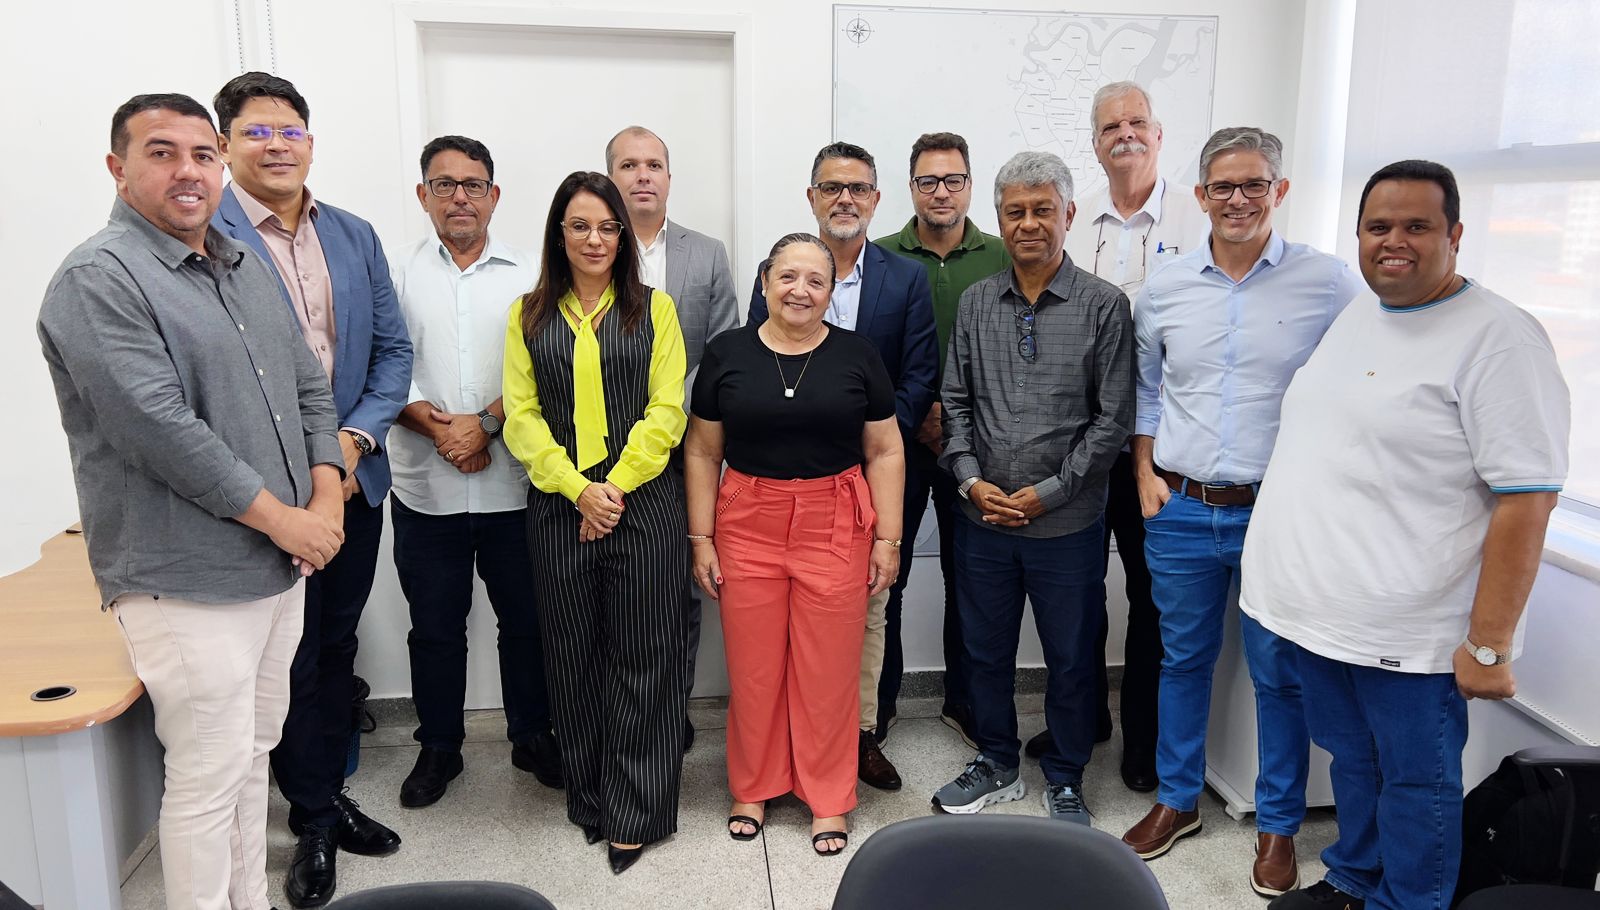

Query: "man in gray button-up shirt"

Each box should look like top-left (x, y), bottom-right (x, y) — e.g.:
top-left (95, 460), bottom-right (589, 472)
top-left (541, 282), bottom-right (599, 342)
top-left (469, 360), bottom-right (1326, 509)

top-left (932, 150), bottom-right (1133, 826)
top-left (37, 93), bottom-right (345, 910)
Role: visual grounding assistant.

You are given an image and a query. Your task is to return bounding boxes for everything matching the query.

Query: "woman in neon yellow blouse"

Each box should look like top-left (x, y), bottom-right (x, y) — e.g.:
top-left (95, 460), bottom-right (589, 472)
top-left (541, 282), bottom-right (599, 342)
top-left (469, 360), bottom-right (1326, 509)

top-left (502, 171), bottom-right (688, 875)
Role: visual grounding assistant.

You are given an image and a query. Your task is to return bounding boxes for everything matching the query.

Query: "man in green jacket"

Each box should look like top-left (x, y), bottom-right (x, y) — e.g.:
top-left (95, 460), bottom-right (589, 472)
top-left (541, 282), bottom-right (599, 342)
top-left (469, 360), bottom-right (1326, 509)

top-left (871, 131), bottom-right (1010, 751)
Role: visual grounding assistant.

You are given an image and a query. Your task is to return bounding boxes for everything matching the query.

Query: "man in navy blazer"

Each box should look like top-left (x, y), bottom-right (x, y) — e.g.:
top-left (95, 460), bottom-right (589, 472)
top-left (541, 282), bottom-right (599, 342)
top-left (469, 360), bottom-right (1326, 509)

top-left (747, 141), bottom-right (937, 793)
top-left (212, 72), bottom-right (412, 909)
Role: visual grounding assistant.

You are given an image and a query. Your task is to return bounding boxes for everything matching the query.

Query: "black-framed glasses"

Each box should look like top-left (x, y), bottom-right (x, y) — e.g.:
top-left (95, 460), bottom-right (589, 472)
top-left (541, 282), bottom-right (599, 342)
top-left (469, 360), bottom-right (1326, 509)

top-left (427, 178), bottom-right (492, 198)
top-left (912, 173), bottom-right (970, 194)
top-left (229, 124), bottom-right (309, 143)
top-left (812, 181), bottom-right (876, 199)
top-left (1203, 179), bottom-right (1277, 201)
top-left (1014, 309), bottom-right (1037, 361)
top-left (563, 219), bottom-right (624, 240)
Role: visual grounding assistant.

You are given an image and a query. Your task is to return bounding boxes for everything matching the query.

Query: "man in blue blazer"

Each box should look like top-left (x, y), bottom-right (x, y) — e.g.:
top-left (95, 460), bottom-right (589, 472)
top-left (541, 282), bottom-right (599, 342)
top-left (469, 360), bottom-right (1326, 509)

top-left (747, 141), bottom-right (937, 794)
top-left (212, 72), bottom-right (412, 909)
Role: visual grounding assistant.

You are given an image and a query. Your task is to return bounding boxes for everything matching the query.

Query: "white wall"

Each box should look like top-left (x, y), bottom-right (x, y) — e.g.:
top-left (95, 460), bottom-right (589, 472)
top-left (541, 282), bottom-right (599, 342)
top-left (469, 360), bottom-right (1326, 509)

top-left (6, 0), bottom-right (1306, 702)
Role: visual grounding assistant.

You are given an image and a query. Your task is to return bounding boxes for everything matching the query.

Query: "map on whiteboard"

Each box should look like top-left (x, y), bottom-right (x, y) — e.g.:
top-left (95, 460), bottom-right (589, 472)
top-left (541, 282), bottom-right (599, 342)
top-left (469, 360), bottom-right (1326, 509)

top-left (835, 6), bottom-right (1217, 237)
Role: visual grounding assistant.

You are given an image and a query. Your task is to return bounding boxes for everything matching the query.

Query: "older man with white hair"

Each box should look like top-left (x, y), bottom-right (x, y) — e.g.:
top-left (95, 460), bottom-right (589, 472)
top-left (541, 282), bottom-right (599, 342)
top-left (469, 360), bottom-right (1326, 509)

top-left (1119, 127), bottom-right (1362, 897)
top-left (931, 150), bottom-right (1134, 826)
top-left (1027, 80), bottom-right (1210, 792)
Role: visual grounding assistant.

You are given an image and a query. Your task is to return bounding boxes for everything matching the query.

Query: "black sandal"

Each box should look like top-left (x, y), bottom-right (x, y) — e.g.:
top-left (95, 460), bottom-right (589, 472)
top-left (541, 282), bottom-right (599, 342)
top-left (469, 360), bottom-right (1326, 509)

top-left (727, 814), bottom-right (763, 841)
top-left (812, 830), bottom-right (848, 855)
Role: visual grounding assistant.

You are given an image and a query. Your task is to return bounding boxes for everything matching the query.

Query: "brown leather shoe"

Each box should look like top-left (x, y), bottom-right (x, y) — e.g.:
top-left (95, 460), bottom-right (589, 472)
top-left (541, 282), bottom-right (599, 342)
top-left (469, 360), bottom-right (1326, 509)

top-left (1121, 803), bottom-right (1202, 859)
top-left (858, 729), bottom-right (902, 790)
top-left (1251, 832), bottom-right (1299, 896)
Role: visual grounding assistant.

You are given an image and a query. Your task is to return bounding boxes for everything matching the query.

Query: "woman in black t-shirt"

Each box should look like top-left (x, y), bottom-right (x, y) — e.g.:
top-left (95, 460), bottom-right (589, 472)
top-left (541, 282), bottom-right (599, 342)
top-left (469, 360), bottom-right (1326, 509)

top-left (684, 232), bottom-right (905, 857)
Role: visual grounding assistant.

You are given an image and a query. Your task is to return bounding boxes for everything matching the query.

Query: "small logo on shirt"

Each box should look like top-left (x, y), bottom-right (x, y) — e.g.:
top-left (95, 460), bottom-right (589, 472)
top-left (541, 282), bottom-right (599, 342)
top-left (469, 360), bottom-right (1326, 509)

top-left (1379, 658), bottom-right (1401, 668)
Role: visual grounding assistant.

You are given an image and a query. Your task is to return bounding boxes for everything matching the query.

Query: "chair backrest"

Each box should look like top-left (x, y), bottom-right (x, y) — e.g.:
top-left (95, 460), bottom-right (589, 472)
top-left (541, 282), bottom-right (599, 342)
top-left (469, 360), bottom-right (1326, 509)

top-left (1458, 884), bottom-right (1600, 910)
top-left (326, 882), bottom-right (557, 909)
top-left (830, 816), bottom-right (1170, 910)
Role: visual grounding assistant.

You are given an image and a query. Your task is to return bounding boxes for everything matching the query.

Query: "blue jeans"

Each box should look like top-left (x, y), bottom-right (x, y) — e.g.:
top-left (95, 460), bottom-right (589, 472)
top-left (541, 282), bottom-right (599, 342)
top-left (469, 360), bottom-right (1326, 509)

top-left (1297, 646), bottom-right (1467, 910)
top-left (1145, 490), bottom-right (1308, 835)
top-left (954, 514), bottom-right (1106, 784)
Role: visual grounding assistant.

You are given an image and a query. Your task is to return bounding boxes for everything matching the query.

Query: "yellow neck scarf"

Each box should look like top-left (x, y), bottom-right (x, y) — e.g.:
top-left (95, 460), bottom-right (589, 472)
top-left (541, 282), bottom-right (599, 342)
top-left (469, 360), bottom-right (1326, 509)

top-left (559, 286), bottom-right (615, 471)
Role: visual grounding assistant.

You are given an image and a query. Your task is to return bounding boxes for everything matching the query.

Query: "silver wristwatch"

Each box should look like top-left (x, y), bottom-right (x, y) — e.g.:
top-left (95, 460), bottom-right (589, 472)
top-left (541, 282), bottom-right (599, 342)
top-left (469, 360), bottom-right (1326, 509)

top-left (959, 477), bottom-right (980, 500)
top-left (478, 408), bottom-right (502, 438)
top-left (1463, 637), bottom-right (1510, 667)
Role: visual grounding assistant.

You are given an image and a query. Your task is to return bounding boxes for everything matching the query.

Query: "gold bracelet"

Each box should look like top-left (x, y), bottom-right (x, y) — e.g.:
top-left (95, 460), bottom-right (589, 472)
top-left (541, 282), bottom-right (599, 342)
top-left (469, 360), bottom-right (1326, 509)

top-left (875, 538), bottom-right (902, 548)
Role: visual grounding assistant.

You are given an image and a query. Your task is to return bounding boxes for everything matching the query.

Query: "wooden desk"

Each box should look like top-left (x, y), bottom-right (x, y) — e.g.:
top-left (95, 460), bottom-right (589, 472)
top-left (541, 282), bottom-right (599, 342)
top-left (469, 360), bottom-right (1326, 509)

top-left (0, 529), bottom-right (143, 735)
top-left (1, 528), bottom-right (154, 910)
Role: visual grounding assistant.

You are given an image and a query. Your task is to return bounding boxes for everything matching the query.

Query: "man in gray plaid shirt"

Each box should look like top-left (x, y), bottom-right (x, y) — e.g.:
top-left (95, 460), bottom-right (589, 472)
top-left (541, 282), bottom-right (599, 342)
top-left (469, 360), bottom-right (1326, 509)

top-left (932, 150), bottom-right (1135, 826)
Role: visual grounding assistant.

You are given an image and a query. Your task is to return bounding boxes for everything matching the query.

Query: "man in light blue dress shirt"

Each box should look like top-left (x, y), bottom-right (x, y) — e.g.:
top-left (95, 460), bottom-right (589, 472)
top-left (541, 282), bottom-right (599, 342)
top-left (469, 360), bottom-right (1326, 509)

top-left (1118, 127), bottom-right (1363, 897)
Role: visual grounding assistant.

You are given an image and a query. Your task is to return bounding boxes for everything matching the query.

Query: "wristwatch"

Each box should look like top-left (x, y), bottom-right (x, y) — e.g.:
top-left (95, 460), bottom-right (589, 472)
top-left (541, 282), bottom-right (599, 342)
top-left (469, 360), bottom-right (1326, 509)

top-left (959, 477), bottom-right (980, 500)
top-left (1463, 637), bottom-right (1510, 667)
top-left (478, 408), bottom-right (502, 438)
top-left (343, 429), bottom-right (374, 456)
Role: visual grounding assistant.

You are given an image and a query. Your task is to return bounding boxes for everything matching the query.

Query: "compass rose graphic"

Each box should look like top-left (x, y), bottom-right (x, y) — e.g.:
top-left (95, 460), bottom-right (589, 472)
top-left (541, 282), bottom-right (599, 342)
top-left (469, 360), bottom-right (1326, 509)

top-left (844, 17), bottom-right (874, 45)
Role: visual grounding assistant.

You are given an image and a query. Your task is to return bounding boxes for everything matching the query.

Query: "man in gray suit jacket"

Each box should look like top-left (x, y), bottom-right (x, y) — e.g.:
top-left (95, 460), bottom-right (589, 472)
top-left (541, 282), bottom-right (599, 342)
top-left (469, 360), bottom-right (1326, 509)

top-left (607, 125), bottom-right (739, 748)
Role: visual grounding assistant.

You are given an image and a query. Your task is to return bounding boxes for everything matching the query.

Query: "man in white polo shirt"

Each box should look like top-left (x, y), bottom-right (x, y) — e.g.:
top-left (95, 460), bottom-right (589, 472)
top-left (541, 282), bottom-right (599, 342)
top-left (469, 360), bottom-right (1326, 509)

top-left (389, 136), bottom-right (561, 810)
top-left (1243, 160), bottom-right (1569, 910)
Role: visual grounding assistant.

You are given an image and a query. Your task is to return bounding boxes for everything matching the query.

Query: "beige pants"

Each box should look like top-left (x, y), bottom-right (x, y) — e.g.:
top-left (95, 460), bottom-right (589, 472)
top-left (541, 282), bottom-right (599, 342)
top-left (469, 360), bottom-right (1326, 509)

top-left (113, 580), bottom-right (305, 910)
top-left (859, 588), bottom-right (891, 730)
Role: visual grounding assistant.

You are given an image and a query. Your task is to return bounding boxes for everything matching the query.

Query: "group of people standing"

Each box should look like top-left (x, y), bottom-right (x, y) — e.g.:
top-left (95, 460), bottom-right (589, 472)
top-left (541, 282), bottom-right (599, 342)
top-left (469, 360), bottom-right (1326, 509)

top-left (36, 68), bottom-right (1569, 910)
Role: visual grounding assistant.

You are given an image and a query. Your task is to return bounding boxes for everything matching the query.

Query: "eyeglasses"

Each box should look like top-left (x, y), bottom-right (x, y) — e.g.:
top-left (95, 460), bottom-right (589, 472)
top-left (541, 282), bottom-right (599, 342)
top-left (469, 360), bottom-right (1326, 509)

top-left (426, 178), bottom-right (492, 198)
top-left (563, 219), bottom-right (624, 241)
top-left (1202, 179), bottom-right (1277, 201)
top-left (812, 181), bottom-right (876, 199)
top-left (230, 124), bottom-right (309, 143)
top-left (1015, 309), bottom-right (1037, 361)
top-left (912, 173), bottom-right (970, 194)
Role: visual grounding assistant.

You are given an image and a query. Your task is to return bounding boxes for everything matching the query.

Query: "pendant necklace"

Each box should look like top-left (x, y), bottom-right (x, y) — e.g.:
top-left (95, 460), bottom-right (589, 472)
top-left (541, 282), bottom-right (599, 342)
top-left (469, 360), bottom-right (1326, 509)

top-left (766, 323), bottom-right (824, 399)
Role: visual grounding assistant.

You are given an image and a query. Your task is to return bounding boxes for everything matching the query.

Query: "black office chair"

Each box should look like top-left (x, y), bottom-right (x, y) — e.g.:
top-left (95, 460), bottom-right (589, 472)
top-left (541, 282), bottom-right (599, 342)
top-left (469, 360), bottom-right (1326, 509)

top-left (830, 815), bottom-right (1169, 910)
top-left (326, 881), bottom-right (557, 909)
top-left (1459, 884), bottom-right (1600, 909)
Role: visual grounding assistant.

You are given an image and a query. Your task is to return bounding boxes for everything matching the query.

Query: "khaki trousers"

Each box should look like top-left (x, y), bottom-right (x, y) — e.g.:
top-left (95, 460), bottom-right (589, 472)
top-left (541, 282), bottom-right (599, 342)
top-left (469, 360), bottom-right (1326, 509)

top-left (113, 579), bottom-right (305, 910)
top-left (859, 588), bottom-right (890, 730)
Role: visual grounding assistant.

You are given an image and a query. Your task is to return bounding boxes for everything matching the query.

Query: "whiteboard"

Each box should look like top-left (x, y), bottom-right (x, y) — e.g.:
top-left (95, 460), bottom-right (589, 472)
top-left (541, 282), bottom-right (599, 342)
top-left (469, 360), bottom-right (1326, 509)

top-left (834, 5), bottom-right (1218, 236)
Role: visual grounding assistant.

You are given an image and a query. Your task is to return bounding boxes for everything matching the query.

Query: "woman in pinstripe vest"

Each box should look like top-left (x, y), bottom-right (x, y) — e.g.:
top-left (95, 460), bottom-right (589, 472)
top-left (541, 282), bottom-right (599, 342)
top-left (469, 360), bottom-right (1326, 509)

top-left (502, 171), bottom-right (689, 874)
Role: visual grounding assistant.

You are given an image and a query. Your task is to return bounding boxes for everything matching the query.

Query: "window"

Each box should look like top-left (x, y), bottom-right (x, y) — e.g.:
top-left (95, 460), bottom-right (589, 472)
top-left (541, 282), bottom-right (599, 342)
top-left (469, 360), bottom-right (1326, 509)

top-left (1342, 0), bottom-right (1600, 510)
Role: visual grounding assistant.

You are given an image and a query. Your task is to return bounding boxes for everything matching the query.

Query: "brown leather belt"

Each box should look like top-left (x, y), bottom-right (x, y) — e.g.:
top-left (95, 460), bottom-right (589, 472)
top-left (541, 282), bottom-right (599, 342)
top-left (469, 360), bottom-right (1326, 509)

top-left (1157, 469), bottom-right (1258, 507)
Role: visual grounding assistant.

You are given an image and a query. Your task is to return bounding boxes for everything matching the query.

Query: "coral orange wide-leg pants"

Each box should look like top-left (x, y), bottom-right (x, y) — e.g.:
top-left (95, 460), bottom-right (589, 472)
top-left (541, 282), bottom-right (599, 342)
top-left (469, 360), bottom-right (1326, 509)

top-left (717, 465), bottom-right (874, 818)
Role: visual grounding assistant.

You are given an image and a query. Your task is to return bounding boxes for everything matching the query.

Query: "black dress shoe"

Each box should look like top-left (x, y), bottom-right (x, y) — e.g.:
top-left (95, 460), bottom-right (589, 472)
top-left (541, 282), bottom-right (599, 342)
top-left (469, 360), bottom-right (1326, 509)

top-left (511, 729), bottom-right (564, 789)
top-left (331, 791), bottom-right (400, 856)
top-left (683, 717), bottom-right (695, 753)
top-left (284, 826), bottom-right (337, 908)
top-left (608, 843), bottom-right (645, 874)
top-left (581, 823), bottom-right (605, 845)
top-left (1120, 747), bottom-right (1158, 793)
top-left (400, 747), bottom-right (464, 808)
top-left (1025, 728), bottom-right (1052, 759)
top-left (858, 729), bottom-right (902, 790)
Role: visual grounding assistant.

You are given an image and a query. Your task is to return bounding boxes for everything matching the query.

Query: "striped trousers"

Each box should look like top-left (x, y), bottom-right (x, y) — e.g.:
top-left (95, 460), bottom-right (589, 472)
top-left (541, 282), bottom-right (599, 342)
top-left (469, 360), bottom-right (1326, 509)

top-left (525, 476), bottom-right (688, 845)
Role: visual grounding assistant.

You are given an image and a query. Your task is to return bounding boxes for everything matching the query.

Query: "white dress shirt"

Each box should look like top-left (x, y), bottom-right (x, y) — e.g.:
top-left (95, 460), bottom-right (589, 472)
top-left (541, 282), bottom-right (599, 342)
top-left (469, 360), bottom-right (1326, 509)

top-left (825, 243), bottom-right (868, 330)
top-left (638, 224), bottom-right (667, 289)
top-left (1134, 231), bottom-right (1363, 484)
top-left (388, 234), bottom-right (536, 515)
top-left (1065, 177), bottom-right (1210, 298)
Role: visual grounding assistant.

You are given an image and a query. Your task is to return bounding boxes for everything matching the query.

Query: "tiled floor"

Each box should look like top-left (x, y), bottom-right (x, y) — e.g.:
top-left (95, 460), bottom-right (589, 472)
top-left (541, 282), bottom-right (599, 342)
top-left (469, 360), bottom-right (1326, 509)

top-left (119, 694), bottom-right (1337, 909)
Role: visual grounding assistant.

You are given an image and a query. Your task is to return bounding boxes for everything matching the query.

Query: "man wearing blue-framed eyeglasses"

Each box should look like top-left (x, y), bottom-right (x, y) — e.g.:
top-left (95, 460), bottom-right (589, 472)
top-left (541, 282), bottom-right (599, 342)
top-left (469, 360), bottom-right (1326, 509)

top-left (211, 70), bottom-right (413, 909)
